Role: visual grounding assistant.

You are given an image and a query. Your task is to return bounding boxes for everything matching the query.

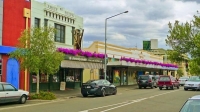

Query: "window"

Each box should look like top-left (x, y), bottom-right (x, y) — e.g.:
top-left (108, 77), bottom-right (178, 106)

top-left (66, 69), bottom-right (74, 82)
top-left (55, 24), bottom-right (65, 43)
top-left (0, 84), bottom-right (3, 91)
top-left (74, 70), bottom-right (80, 82)
top-left (34, 18), bottom-right (40, 28)
top-left (44, 19), bottom-right (48, 27)
top-left (3, 84), bottom-right (16, 91)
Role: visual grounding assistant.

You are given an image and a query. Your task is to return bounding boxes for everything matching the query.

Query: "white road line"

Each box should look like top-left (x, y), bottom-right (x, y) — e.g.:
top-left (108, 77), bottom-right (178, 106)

top-left (79, 89), bottom-right (180, 112)
top-left (0, 99), bottom-right (66, 111)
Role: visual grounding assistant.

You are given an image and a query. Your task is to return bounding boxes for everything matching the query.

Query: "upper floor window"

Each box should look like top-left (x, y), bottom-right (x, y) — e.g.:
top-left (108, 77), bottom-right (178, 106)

top-left (34, 18), bottom-right (40, 28)
top-left (55, 24), bottom-right (65, 43)
top-left (44, 19), bottom-right (48, 27)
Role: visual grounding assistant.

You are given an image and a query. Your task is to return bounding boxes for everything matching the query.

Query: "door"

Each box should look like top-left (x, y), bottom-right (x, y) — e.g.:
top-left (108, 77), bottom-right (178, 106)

top-left (3, 84), bottom-right (20, 102)
top-left (6, 58), bottom-right (19, 89)
top-left (0, 84), bottom-right (6, 103)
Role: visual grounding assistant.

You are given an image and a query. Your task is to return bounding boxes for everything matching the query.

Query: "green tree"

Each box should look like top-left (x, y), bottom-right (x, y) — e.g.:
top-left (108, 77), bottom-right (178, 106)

top-left (9, 27), bottom-right (65, 93)
top-left (165, 12), bottom-right (200, 75)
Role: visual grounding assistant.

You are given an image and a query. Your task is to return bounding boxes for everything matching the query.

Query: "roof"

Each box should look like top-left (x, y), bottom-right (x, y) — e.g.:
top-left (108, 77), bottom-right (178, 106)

top-left (189, 95), bottom-right (200, 100)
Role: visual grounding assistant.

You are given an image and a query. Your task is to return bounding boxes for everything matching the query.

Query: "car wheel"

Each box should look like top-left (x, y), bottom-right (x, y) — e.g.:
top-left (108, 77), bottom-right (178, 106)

top-left (184, 88), bottom-right (188, 91)
top-left (151, 85), bottom-right (153, 89)
top-left (177, 86), bottom-right (179, 89)
top-left (113, 88), bottom-right (117, 95)
top-left (171, 86), bottom-right (174, 90)
top-left (19, 95), bottom-right (27, 104)
top-left (144, 87), bottom-right (146, 89)
top-left (82, 94), bottom-right (88, 97)
top-left (139, 86), bottom-right (142, 89)
top-left (101, 89), bottom-right (105, 97)
top-left (159, 87), bottom-right (162, 90)
top-left (166, 87), bottom-right (168, 90)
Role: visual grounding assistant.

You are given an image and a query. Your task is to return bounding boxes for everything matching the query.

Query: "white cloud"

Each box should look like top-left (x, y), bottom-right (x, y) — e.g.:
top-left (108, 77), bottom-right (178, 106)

top-left (37, 0), bottom-right (200, 50)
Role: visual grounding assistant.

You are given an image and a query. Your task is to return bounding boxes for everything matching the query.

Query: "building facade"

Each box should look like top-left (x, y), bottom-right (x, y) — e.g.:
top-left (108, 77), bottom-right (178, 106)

top-left (84, 41), bottom-right (178, 86)
top-left (0, 0), bottom-right (31, 91)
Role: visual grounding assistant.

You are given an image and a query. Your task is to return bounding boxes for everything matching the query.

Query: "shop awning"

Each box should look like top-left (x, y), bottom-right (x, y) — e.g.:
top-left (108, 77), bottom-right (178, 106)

top-left (61, 60), bottom-right (104, 69)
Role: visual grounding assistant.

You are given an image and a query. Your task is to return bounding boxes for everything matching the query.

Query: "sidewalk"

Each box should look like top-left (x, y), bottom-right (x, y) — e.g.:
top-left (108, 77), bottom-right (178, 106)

top-left (52, 84), bottom-right (138, 100)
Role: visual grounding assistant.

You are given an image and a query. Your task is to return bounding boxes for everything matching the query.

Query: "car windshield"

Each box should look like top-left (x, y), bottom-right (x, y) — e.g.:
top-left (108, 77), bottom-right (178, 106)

top-left (159, 76), bottom-right (170, 81)
top-left (180, 77), bottom-right (188, 79)
top-left (180, 99), bottom-right (200, 112)
top-left (139, 76), bottom-right (149, 80)
top-left (188, 76), bottom-right (200, 81)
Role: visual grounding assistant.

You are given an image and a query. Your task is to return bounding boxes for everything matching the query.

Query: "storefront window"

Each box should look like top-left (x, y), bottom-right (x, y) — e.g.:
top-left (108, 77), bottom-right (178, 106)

top-left (32, 75), bottom-right (37, 83)
top-left (40, 73), bottom-right (48, 83)
top-left (66, 69), bottom-right (74, 82)
top-left (74, 70), bottom-right (80, 82)
top-left (53, 75), bottom-right (59, 82)
top-left (113, 70), bottom-right (120, 85)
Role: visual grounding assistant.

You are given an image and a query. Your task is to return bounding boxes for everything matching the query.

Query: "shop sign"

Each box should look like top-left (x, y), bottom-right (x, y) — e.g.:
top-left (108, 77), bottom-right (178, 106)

top-left (65, 55), bottom-right (103, 63)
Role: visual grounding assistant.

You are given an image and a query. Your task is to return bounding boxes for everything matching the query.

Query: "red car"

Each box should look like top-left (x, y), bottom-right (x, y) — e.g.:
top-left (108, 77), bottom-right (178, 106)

top-left (157, 75), bottom-right (179, 90)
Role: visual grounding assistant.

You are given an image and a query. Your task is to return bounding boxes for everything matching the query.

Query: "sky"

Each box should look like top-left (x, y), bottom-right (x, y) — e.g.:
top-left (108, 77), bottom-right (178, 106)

top-left (37, 0), bottom-right (200, 49)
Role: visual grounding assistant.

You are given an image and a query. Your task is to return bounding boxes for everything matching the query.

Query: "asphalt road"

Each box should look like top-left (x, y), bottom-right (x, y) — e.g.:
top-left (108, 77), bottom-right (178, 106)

top-left (0, 87), bottom-right (199, 112)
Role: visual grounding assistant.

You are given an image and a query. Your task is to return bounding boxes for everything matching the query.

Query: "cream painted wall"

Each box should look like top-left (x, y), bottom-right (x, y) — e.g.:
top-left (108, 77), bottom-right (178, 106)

top-left (85, 41), bottom-right (163, 63)
top-left (82, 69), bottom-right (99, 83)
top-left (31, 0), bottom-right (83, 49)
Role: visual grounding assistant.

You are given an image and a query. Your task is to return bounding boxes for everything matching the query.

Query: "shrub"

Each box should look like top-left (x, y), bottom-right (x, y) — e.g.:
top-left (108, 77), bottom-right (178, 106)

top-left (30, 91), bottom-right (56, 100)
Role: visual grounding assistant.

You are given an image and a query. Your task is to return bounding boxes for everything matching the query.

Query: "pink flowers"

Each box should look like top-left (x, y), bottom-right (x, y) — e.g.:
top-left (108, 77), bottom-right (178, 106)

top-left (57, 48), bottom-right (105, 59)
top-left (120, 57), bottom-right (178, 68)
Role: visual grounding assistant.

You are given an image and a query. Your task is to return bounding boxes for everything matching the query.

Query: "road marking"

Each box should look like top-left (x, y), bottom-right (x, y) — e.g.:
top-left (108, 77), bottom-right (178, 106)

top-left (0, 99), bottom-right (66, 111)
top-left (79, 90), bottom-right (180, 112)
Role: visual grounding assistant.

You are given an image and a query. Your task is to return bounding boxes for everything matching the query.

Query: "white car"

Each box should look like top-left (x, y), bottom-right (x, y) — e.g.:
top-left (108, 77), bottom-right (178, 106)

top-left (178, 77), bottom-right (189, 86)
top-left (184, 76), bottom-right (200, 91)
top-left (0, 82), bottom-right (29, 104)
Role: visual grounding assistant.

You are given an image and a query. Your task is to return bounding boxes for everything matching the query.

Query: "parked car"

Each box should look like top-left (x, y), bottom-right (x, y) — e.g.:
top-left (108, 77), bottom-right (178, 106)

top-left (157, 75), bottom-right (179, 90)
top-left (81, 79), bottom-right (117, 97)
top-left (178, 77), bottom-right (189, 86)
top-left (180, 95), bottom-right (200, 112)
top-left (184, 76), bottom-right (200, 91)
top-left (0, 82), bottom-right (29, 104)
top-left (137, 75), bottom-right (157, 89)
top-left (155, 75), bottom-right (160, 85)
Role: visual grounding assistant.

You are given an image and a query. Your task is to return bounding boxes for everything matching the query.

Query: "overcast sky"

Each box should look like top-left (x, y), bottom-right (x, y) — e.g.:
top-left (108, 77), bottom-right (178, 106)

top-left (37, 0), bottom-right (200, 49)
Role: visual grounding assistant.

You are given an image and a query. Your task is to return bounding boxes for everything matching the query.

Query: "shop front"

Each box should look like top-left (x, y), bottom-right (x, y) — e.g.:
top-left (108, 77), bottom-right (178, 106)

top-left (29, 55), bottom-right (104, 92)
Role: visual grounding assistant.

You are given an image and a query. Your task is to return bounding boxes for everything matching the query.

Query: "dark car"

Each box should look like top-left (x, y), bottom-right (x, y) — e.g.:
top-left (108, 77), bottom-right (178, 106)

top-left (81, 79), bottom-right (117, 97)
top-left (157, 75), bottom-right (179, 90)
top-left (137, 75), bottom-right (157, 89)
top-left (180, 95), bottom-right (200, 112)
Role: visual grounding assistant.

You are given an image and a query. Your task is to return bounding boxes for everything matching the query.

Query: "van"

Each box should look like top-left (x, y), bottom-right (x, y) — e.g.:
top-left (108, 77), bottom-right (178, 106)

top-left (137, 75), bottom-right (157, 89)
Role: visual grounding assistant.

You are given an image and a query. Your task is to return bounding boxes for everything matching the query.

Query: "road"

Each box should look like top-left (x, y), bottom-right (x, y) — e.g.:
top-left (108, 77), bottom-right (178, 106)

top-left (0, 87), bottom-right (199, 112)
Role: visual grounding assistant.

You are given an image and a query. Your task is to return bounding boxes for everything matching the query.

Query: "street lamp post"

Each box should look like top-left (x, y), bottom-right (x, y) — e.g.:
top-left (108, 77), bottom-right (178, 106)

top-left (104, 11), bottom-right (128, 80)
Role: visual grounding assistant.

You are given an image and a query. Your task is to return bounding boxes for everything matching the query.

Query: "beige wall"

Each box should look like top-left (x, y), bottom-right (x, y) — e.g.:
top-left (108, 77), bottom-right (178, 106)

top-left (83, 41), bottom-right (163, 63)
top-left (82, 69), bottom-right (99, 83)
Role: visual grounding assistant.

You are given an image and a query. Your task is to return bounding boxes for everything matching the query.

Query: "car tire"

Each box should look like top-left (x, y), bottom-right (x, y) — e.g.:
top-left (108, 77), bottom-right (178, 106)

top-left (177, 86), bottom-right (179, 89)
top-left (184, 88), bottom-right (188, 91)
top-left (151, 85), bottom-right (153, 89)
top-left (159, 87), bottom-right (162, 90)
top-left (19, 95), bottom-right (27, 104)
top-left (166, 87), bottom-right (168, 90)
top-left (139, 86), bottom-right (142, 89)
top-left (101, 89), bottom-right (105, 97)
top-left (82, 94), bottom-right (88, 97)
top-left (113, 88), bottom-right (117, 95)
top-left (171, 86), bottom-right (174, 90)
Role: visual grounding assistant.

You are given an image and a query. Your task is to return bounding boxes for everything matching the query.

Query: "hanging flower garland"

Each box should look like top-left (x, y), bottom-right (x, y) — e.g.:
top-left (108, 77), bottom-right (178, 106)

top-left (120, 57), bottom-right (178, 68)
top-left (57, 48), bottom-right (105, 59)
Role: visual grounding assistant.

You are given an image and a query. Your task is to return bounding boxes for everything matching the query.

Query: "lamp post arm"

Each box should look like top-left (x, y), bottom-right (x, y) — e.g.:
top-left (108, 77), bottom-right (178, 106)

top-left (106, 12), bottom-right (127, 20)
